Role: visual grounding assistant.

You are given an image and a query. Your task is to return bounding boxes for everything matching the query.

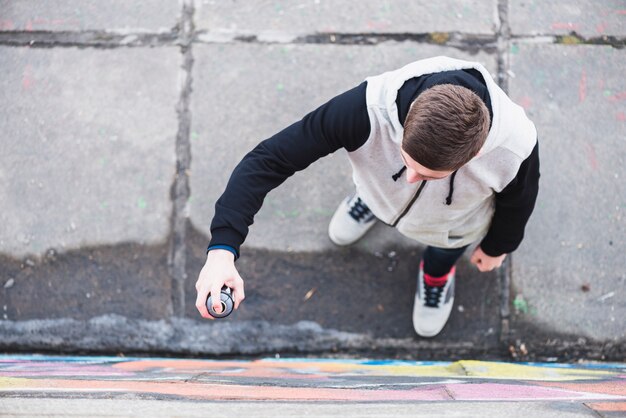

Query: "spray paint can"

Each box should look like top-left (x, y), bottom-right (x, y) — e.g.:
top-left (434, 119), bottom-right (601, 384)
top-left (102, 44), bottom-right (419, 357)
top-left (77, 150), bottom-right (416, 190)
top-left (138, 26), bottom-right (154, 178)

top-left (206, 285), bottom-right (234, 318)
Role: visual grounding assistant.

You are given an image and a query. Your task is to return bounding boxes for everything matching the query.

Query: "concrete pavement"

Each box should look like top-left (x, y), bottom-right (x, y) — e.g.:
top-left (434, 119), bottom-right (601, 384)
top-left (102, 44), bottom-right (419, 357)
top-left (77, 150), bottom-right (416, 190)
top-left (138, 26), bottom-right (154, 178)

top-left (0, 355), bottom-right (625, 417)
top-left (0, 1), bottom-right (625, 360)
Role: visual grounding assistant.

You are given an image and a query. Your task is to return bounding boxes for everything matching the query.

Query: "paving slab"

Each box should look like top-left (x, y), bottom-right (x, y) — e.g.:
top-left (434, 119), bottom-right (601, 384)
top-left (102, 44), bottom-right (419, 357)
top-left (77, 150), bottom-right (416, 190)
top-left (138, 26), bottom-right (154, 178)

top-left (195, 0), bottom-right (498, 40)
top-left (0, 0), bottom-right (180, 32)
top-left (189, 42), bottom-right (497, 253)
top-left (508, 44), bottom-right (626, 341)
top-left (0, 46), bottom-right (180, 258)
top-left (509, 0), bottom-right (626, 38)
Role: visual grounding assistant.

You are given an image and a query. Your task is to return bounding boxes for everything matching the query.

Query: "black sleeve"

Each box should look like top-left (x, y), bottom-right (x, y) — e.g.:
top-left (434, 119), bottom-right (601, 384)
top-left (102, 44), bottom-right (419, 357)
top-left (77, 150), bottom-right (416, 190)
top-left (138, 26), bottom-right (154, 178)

top-left (479, 141), bottom-right (540, 257)
top-left (209, 82), bottom-right (371, 258)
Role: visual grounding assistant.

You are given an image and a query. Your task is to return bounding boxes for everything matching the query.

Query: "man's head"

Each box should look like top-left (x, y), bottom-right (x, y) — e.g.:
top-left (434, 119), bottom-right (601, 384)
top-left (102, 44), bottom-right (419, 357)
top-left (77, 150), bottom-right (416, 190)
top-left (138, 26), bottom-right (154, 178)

top-left (401, 84), bottom-right (490, 173)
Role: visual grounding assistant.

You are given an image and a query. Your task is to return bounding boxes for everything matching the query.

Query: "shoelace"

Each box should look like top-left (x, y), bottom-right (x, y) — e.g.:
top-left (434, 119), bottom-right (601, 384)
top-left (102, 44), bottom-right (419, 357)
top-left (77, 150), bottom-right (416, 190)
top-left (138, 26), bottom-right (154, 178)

top-left (348, 197), bottom-right (374, 223)
top-left (424, 283), bottom-right (444, 308)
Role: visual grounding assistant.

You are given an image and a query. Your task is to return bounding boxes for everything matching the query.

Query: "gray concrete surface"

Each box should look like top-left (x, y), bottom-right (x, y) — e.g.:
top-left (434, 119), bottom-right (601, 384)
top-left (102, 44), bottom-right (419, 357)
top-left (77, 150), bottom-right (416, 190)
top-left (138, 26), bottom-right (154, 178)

top-left (0, 47), bottom-right (179, 257)
top-left (0, 0), bottom-right (624, 360)
top-left (0, 245), bottom-right (173, 320)
top-left (0, 316), bottom-right (371, 355)
top-left (0, 0), bottom-right (180, 32)
top-left (509, 44), bottom-right (626, 341)
top-left (509, 0), bottom-right (626, 38)
top-left (195, 0), bottom-right (498, 41)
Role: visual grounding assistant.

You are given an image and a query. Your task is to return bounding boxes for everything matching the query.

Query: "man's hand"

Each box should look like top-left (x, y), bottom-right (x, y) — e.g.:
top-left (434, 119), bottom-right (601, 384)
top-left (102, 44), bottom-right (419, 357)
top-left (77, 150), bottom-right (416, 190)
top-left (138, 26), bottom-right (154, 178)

top-left (195, 249), bottom-right (245, 319)
top-left (470, 246), bottom-right (506, 272)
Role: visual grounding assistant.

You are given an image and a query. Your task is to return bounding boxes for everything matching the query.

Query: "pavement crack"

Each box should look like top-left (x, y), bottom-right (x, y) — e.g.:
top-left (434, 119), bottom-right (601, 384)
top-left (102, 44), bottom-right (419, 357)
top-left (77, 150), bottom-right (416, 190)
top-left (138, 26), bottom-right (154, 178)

top-left (0, 31), bottom-right (179, 48)
top-left (442, 384), bottom-right (456, 400)
top-left (457, 360), bottom-right (471, 377)
top-left (3, 29), bottom-right (621, 50)
top-left (167, 0), bottom-right (195, 317)
top-left (195, 30), bottom-right (499, 53)
top-left (510, 33), bottom-right (626, 49)
top-left (495, 0), bottom-right (511, 91)
top-left (583, 402), bottom-right (607, 418)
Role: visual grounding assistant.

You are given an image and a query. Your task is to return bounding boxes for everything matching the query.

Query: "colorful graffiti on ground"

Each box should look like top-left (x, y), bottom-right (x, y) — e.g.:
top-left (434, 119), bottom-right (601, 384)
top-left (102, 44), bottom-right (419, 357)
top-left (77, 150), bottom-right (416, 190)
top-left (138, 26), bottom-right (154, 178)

top-left (0, 356), bottom-right (625, 413)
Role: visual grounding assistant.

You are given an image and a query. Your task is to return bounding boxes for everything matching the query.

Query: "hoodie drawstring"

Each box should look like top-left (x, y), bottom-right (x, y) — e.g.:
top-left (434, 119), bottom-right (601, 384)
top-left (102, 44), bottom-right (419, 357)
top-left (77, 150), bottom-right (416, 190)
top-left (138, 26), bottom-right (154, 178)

top-left (392, 166), bottom-right (406, 182)
top-left (445, 171), bottom-right (458, 205)
top-left (392, 166), bottom-right (457, 205)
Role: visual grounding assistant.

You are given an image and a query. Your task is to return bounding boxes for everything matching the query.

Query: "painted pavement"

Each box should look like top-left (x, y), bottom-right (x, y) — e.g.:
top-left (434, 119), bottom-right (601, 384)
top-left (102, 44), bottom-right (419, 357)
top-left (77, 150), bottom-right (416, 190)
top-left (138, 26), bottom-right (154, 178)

top-left (0, 355), bottom-right (624, 414)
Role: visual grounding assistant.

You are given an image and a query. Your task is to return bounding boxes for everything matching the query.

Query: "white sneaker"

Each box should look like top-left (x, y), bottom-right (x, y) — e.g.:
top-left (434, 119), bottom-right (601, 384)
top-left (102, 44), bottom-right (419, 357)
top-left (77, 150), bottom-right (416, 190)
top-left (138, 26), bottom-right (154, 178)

top-left (412, 261), bottom-right (456, 337)
top-left (328, 195), bottom-right (377, 246)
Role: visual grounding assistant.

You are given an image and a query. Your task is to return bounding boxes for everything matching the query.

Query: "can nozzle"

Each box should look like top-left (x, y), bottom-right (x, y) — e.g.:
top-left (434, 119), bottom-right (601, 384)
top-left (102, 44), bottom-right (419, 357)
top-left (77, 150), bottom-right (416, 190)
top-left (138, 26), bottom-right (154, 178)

top-left (206, 286), bottom-right (234, 318)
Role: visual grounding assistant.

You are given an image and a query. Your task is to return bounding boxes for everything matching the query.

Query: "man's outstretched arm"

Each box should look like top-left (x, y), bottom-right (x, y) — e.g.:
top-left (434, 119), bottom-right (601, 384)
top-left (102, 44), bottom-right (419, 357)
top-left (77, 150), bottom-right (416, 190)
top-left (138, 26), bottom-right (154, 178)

top-left (197, 82), bottom-right (371, 319)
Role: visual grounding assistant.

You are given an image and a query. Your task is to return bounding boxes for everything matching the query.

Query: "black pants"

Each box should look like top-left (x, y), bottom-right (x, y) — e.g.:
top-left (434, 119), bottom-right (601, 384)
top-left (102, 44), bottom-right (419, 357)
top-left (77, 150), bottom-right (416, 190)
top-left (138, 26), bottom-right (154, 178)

top-left (422, 245), bottom-right (469, 277)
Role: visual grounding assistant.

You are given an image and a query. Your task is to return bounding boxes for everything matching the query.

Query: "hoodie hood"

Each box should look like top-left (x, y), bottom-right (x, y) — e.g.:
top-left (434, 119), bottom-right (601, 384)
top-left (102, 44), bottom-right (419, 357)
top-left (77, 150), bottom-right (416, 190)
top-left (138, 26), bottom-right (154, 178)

top-left (377, 56), bottom-right (532, 158)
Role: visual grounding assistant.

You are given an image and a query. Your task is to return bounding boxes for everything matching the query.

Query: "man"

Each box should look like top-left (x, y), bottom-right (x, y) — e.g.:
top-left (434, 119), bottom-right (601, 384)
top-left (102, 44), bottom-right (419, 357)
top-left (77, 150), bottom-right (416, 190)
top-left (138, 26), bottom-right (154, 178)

top-left (195, 56), bottom-right (540, 337)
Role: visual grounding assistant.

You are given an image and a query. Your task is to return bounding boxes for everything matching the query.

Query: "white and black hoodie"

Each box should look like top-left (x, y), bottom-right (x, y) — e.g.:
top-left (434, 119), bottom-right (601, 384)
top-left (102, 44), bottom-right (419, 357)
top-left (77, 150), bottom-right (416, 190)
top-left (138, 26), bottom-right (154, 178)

top-left (209, 56), bottom-right (540, 259)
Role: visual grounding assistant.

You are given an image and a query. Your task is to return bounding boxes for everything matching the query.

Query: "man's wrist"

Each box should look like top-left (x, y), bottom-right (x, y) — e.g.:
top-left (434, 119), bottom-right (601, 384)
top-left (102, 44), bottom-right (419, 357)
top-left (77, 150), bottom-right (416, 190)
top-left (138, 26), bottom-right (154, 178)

top-left (207, 244), bottom-right (238, 260)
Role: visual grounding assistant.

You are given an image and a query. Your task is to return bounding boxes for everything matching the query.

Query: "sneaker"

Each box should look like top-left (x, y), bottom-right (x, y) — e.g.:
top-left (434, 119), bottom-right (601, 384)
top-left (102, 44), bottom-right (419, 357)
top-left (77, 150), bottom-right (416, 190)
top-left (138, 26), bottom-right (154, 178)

top-left (328, 195), bottom-right (377, 246)
top-left (412, 261), bottom-right (456, 337)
